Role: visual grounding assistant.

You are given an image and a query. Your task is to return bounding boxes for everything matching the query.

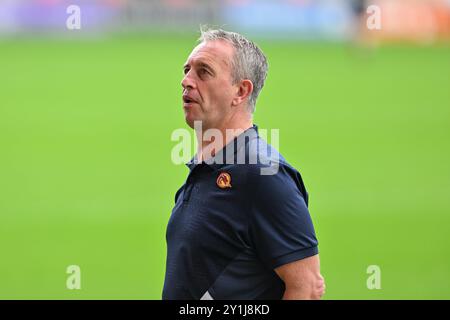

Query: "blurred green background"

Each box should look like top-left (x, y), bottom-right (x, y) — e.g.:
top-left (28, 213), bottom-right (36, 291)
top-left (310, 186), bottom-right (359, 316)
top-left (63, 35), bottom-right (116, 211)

top-left (1, 34), bottom-right (449, 299)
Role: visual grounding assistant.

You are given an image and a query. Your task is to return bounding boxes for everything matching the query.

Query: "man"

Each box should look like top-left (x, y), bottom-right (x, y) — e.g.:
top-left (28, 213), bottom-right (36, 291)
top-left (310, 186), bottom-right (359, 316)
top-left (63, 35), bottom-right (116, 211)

top-left (163, 29), bottom-right (324, 300)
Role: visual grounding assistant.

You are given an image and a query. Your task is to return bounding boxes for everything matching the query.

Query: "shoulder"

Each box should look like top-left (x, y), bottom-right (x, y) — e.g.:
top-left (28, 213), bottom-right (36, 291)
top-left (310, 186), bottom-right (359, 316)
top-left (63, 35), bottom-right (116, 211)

top-left (244, 136), bottom-right (309, 204)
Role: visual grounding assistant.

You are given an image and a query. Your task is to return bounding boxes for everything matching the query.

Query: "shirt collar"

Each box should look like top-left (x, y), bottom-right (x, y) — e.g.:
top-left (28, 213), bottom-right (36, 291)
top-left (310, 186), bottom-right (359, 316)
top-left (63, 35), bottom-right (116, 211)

top-left (185, 124), bottom-right (259, 172)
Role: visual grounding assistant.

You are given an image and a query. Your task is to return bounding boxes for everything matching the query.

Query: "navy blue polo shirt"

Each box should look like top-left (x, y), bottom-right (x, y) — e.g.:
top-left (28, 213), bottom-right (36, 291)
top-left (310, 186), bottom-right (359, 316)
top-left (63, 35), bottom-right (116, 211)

top-left (162, 125), bottom-right (318, 300)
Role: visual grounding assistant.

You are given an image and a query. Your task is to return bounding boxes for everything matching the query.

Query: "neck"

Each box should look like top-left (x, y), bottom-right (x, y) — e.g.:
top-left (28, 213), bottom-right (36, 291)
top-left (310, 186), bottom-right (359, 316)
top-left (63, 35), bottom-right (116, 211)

top-left (195, 116), bottom-right (253, 163)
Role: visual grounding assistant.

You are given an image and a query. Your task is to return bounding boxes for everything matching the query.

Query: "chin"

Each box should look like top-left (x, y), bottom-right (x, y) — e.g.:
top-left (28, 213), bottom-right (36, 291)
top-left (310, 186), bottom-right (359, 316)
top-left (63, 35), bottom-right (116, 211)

top-left (184, 109), bottom-right (206, 130)
top-left (184, 113), bottom-right (197, 129)
top-left (185, 118), bottom-right (195, 129)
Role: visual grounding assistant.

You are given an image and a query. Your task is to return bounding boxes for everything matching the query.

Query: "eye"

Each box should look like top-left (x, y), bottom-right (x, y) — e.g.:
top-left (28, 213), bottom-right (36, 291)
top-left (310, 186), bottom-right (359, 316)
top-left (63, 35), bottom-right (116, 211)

top-left (183, 67), bottom-right (190, 75)
top-left (199, 68), bottom-right (210, 76)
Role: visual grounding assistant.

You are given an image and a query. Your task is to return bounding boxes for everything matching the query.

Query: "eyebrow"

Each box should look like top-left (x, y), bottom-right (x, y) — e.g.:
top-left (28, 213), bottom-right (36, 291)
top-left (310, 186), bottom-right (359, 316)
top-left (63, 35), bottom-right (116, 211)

top-left (183, 60), bottom-right (216, 73)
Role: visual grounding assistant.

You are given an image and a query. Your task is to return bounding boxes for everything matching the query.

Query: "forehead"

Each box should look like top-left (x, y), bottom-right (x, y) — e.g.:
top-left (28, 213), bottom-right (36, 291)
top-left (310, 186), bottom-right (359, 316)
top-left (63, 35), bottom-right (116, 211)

top-left (185, 40), bottom-right (234, 70)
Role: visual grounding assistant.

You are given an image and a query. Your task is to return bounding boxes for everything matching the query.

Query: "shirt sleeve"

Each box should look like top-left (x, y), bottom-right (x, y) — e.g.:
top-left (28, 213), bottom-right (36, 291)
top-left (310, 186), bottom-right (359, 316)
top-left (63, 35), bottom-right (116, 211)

top-left (249, 164), bottom-right (319, 270)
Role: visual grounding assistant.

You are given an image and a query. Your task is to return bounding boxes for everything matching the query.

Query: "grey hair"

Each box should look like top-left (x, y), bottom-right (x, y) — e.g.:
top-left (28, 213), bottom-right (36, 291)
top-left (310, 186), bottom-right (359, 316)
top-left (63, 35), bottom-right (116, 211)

top-left (198, 28), bottom-right (268, 113)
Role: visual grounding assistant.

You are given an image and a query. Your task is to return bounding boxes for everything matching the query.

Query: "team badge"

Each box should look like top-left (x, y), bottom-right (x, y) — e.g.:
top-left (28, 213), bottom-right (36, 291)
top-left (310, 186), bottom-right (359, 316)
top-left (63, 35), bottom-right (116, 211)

top-left (216, 172), bottom-right (232, 189)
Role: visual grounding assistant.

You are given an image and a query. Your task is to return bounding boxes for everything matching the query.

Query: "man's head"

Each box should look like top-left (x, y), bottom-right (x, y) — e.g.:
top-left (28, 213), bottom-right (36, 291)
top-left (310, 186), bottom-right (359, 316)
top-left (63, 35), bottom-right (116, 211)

top-left (181, 28), bottom-right (268, 129)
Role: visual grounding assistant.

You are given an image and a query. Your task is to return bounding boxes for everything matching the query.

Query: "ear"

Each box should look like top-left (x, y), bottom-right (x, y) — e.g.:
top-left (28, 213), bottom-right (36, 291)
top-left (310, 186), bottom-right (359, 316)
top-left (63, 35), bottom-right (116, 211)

top-left (232, 79), bottom-right (253, 107)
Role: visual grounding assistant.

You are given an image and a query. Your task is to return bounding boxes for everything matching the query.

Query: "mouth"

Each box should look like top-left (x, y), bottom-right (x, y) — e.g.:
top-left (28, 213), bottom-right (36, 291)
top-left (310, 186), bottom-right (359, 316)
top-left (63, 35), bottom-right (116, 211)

top-left (182, 94), bottom-right (199, 107)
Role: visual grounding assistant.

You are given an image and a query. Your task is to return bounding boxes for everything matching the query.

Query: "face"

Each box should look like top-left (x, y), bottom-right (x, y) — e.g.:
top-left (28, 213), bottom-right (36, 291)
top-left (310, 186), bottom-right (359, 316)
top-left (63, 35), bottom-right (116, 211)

top-left (181, 40), bottom-right (237, 129)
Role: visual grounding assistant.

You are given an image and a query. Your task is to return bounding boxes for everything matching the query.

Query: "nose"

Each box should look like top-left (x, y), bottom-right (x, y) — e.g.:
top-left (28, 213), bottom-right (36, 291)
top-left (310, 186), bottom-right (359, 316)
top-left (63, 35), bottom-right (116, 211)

top-left (181, 70), bottom-right (196, 90)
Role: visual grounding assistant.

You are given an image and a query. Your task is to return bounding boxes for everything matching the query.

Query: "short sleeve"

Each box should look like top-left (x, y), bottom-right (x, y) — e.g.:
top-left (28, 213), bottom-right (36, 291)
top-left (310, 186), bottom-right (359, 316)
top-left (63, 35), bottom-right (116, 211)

top-left (249, 164), bottom-right (318, 270)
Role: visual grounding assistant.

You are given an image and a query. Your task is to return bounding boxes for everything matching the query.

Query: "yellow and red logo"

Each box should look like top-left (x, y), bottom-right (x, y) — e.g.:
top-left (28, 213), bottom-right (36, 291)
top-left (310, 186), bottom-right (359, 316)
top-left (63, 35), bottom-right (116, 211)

top-left (216, 172), bottom-right (232, 189)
